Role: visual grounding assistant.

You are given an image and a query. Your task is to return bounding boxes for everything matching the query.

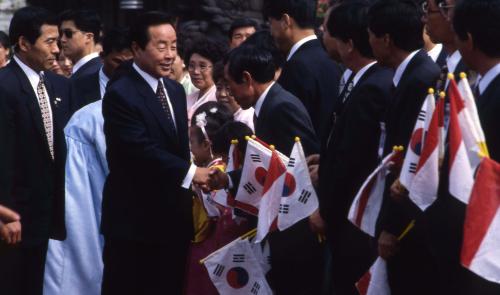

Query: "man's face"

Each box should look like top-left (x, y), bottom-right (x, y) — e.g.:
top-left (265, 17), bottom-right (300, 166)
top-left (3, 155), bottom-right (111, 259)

top-left (368, 29), bottom-right (389, 66)
top-left (269, 17), bottom-right (289, 53)
top-left (103, 48), bottom-right (133, 77)
top-left (59, 20), bottom-right (89, 62)
top-left (25, 24), bottom-right (60, 72)
top-left (224, 64), bottom-right (253, 110)
top-left (169, 55), bottom-right (185, 81)
top-left (322, 9), bottom-right (341, 61)
top-left (422, 0), bottom-right (452, 44)
top-left (134, 24), bottom-right (177, 79)
top-left (230, 26), bottom-right (256, 49)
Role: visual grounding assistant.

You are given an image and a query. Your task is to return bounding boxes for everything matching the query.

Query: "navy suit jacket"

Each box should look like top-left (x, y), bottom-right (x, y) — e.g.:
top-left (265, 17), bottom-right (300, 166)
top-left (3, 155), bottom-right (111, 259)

top-left (71, 56), bottom-right (102, 80)
top-left (278, 39), bottom-right (342, 141)
top-left (101, 67), bottom-right (193, 244)
top-left (71, 70), bottom-right (101, 110)
top-left (0, 60), bottom-right (72, 245)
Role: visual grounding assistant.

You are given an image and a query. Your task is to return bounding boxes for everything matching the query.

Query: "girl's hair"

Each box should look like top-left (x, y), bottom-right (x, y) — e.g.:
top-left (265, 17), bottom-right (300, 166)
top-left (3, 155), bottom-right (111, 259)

top-left (212, 121), bottom-right (254, 156)
top-left (190, 102), bottom-right (234, 144)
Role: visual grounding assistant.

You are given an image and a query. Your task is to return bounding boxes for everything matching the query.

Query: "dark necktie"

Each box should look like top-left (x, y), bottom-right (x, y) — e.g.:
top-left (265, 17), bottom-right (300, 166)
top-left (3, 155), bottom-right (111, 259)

top-left (339, 73), bottom-right (355, 104)
top-left (156, 80), bottom-right (176, 132)
top-left (435, 64), bottom-right (449, 92)
top-left (37, 72), bottom-right (54, 160)
top-left (253, 113), bottom-right (258, 130)
top-left (472, 78), bottom-right (481, 100)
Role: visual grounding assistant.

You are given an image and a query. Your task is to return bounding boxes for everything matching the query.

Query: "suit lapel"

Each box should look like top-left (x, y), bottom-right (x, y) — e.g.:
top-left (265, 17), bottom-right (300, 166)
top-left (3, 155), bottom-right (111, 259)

top-left (478, 74), bottom-right (500, 111)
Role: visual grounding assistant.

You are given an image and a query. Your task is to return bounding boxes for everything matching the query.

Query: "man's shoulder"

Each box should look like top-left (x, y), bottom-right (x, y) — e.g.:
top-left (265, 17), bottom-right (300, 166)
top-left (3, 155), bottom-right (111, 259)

top-left (361, 65), bottom-right (394, 89)
top-left (45, 70), bottom-right (70, 86)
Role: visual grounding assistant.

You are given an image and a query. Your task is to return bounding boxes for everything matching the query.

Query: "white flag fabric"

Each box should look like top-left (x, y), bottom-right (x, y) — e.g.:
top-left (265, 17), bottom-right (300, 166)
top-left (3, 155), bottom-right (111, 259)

top-left (277, 139), bottom-right (319, 231)
top-left (408, 96), bottom-right (444, 210)
top-left (400, 90), bottom-right (435, 190)
top-left (250, 239), bottom-right (271, 275)
top-left (213, 141), bottom-right (240, 208)
top-left (235, 138), bottom-right (288, 215)
top-left (348, 148), bottom-right (404, 237)
top-left (461, 157), bottom-right (500, 284)
top-left (356, 257), bottom-right (390, 295)
top-left (204, 238), bottom-right (273, 295)
top-left (255, 150), bottom-right (287, 242)
top-left (448, 78), bottom-right (475, 204)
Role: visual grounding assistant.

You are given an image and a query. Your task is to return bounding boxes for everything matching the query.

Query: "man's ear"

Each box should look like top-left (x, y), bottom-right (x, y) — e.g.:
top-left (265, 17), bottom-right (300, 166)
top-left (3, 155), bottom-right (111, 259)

top-left (281, 13), bottom-right (292, 29)
top-left (465, 32), bottom-right (474, 51)
top-left (242, 71), bottom-right (252, 86)
top-left (131, 41), bottom-right (141, 56)
top-left (347, 39), bottom-right (355, 54)
top-left (383, 33), bottom-right (392, 48)
top-left (18, 36), bottom-right (31, 53)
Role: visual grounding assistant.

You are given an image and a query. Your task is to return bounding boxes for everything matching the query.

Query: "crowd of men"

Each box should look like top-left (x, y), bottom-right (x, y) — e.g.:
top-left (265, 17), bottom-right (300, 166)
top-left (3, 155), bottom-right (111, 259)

top-left (0, 0), bottom-right (499, 294)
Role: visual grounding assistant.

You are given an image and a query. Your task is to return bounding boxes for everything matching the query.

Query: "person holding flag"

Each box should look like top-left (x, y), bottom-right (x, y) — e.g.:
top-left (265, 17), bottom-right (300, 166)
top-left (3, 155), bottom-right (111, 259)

top-left (208, 45), bottom-right (322, 295)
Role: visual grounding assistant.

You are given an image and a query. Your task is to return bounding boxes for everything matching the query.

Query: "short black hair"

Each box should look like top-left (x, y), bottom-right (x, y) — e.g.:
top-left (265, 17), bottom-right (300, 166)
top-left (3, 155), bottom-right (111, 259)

top-left (0, 31), bottom-right (10, 49)
top-left (453, 0), bottom-right (500, 58)
top-left (226, 45), bottom-right (277, 84)
top-left (242, 30), bottom-right (286, 68)
top-left (228, 18), bottom-right (259, 39)
top-left (264, 0), bottom-right (318, 29)
top-left (212, 121), bottom-right (254, 156)
top-left (9, 6), bottom-right (58, 51)
top-left (184, 37), bottom-right (227, 65)
top-left (102, 27), bottom-right (130, 57)
top-left (368, 0), bottom-right (424, 52)
top-left (130, 11), bottom-right (174, 50)
top-left (191, 102), bottom-right (234, 144)
top-left (328, 1), bottom-right (373, 58)
top-left (212, 61), bottom-right (225, 83)
top-left (59, 9), bottom-right (102, 43)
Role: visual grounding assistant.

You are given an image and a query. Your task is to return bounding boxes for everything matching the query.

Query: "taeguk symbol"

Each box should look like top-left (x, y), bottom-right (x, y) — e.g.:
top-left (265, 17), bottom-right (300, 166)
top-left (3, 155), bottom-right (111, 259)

top-left (226, 267), bottom-right (249, 289)
top-left (410, 128), bottom-right (424, 156)
top-left (282, 173), bottom-right (296, 197)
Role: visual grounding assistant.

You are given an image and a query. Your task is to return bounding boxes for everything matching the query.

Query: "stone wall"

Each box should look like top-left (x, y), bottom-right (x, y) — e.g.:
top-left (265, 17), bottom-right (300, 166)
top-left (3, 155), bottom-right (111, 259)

top-left (0, 0), bottom-right (26, 32)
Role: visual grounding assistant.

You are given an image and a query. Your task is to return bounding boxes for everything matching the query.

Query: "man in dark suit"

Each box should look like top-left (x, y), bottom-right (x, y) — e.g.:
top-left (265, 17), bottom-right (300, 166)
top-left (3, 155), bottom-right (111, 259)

top-left (264, 0), bottom-right (341, 141)
top-left (101, 12), bottom-right (211, 295)
top-left (71, 27), bottom-right (132, 109)
top-left (210, 45), bottom-right (322, 295)
top-left (312, 2), bottom-right (395, 294)
top-left (0, 7), bottom-right (72, 295)
top-left (59, 9), bottom-right (102, 79)
top-left (422, 1), bottom-right (500, 294)
top-left (367, 1), bottom-right (441, 294)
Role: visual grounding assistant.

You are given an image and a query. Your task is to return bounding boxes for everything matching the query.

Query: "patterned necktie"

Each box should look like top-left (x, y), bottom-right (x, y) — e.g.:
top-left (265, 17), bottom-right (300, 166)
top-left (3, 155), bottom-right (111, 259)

top-left (37, 72), bottom-right (54, 160)
top-left (156, 80), bottom-right (176, 132)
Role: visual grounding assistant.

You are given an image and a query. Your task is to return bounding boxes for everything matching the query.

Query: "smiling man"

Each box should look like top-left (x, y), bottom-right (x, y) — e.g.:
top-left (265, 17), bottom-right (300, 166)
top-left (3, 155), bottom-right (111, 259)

top-left (0, 6), bottom-right (72, 295)
top-left (100, 12), bottom-right (211, 294)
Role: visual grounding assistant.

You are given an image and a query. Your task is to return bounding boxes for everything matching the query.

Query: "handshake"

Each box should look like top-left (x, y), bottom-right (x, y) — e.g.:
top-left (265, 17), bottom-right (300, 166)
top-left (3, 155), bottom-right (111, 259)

top-left (192, 167), bottom-right (230, 192)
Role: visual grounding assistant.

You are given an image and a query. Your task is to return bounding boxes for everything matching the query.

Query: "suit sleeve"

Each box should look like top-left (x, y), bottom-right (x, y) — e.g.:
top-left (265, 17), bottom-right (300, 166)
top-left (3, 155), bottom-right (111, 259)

top-left (102, 89), bottom-right (191, 187)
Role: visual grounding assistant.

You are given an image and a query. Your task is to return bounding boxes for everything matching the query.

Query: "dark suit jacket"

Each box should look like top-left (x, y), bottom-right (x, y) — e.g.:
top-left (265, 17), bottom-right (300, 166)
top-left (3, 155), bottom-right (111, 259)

top-left (71, 70), bottom-right (101, 110)
top-left (278, 39), bottom-right (342, 141)
top-left (101, 67), bottom-right (193, 244)
top-left (0, 60), bottom-right (71, 246)
top-left (71, 56), bottom-right (102, 80)
top-left (319, 64), bottom-right (394, 228)
top-left (378, 50), bottom-right (440, 236)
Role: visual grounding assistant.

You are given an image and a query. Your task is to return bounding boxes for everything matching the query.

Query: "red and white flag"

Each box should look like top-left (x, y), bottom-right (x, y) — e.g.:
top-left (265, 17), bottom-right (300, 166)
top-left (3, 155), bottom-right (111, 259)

top-left (461, 157), bottom-right (500, 284)
top-left (408, 95), bottom-right (444, 210)
top-left (255, 150), bottom-right (287, 242)
top-left (400, 90), bottom-right (435, 190)
top-left (348, 147), bottom-right (404, 237)
top-left (356, 257), bottom-right (390, 295)
top-left (277, 138), bottom-right (319, 231)
top-left (448, 78), bottom-right (476, 204)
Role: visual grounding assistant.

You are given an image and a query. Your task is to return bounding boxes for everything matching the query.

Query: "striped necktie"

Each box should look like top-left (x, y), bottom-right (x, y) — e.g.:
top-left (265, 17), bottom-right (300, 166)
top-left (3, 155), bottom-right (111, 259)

top-left (37, 72), bottom-right (54, 160)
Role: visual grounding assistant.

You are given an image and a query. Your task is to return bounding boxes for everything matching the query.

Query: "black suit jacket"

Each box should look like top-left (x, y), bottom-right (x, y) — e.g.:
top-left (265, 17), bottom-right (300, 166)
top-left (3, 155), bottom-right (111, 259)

top-left (278, 39), bottom-right (341, 141)
top-left (71, 56), bottom-right (102, 80)
top-left (319, 64), bottom-right (394, 227)
top-left (0, 60), bottom-right (71, 246)
top-left (71, 70), bottom-right (101, 110)
top-left (101, 67), bottom-right (193, 244)
top-left (379, 50), bottom-right (440, 236)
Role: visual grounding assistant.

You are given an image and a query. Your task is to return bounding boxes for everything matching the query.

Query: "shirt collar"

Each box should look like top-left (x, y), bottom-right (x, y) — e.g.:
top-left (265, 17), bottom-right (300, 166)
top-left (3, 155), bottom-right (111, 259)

top-left (393, 50), bottom-right (420, 87)
top-left (286, 35), bottom-right (317, 61)
top-left (254, 82), bottom-right (275, 117)
top-left (13, 55), bottom-right (42, 92)
top-left (478, 62), bottom-right (500, 96)
top-left (98, 67), bottom-right (110, 99)
top-left (352, 61), bottom-right (377, 87)
top-left (133, 62), bottom-right (161, 92)
top-left (427, 43), bottom-right (443, 62)
top-left (446, 50), bottom-right (462, 75)
top-left (72, 52), bottom-right (100, 74)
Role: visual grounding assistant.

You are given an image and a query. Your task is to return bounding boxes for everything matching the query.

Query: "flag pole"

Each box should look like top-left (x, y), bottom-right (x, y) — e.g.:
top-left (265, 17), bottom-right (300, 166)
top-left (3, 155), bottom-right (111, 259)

top-left (397, 220), bottom-right (415, 241)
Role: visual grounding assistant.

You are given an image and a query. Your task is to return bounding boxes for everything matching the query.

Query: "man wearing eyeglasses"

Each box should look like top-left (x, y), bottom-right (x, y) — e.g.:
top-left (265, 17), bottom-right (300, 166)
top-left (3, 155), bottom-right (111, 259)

top-left (59, 9), bottom-right (102, 80)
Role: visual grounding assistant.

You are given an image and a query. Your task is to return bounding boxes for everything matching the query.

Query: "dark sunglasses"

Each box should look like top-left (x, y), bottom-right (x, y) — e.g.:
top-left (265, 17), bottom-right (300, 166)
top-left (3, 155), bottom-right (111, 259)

top-left (60, 29), bottom-right (81, 39)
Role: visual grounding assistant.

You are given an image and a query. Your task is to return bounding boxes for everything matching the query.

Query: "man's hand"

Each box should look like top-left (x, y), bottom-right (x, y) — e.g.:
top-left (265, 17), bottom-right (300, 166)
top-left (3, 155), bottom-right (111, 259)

top-left (306, 154), bottom-right (320, 188)
top-left (0, 205), bottom-right (20, 224)
top-left (0, 220), bottom-right (22, 245)
top-left (390, 179), bottom-right (408, 202)
top-left (309, 209), bottom-right (326, 235)
top-left (208, 168), bottom-right (229, 191)
top-left (193, 167), bottom-right (211, 191)
top-left (306, 154), bottom-right (320, 166)
top-left (378, 230), bottom-right (399, 259)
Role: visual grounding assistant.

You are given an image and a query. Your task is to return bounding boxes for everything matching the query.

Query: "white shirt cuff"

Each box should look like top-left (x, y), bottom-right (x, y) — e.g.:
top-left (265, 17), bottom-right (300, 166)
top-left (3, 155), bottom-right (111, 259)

top-left (181, 163), bottom-right (197, 189)
top-left (227, 174), bottom-right (234, 189)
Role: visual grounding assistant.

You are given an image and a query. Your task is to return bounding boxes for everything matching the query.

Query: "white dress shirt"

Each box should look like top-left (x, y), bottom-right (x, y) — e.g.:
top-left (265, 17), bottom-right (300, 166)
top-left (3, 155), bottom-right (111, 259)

top-left (352, 61), bottom-right (377, 88)
top-left (478, 62), bottom-right (500, 96)
top-left (393, 50), bottom-right (420, 87)
top-left (233, 107), bottom-right (255, 131)
top-left (286, 35), bottom-right (318, 61)
top-left (132, 63), bottom-right (195, 188)
top-left (72, 52), bottom-right (100, 75)
top-left (254, 81), bottom-right (276, 118)
top-left (427, 43), bottom-right (443, 62)
top-left (98, 67), bottom-right (109, 99)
